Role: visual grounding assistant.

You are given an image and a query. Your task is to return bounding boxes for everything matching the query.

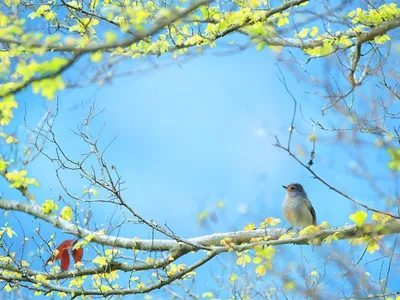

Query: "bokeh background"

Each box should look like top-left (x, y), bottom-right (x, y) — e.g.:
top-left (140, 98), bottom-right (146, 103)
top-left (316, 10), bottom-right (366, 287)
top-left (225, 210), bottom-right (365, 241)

top-left (2, 32), bottom-right (400, 298)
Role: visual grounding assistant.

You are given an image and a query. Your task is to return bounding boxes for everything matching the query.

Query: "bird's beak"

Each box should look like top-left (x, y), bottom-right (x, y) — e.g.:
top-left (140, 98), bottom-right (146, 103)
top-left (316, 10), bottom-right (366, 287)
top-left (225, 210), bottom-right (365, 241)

top-left (282, 185), bottom-right (287, 189)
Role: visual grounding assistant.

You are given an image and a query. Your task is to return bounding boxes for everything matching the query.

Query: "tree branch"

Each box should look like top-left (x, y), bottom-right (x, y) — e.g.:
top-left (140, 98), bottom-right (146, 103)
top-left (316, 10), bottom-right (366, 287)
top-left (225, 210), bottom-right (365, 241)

top-left (0, 0), bottom-right (212, 53)
top-left (1, 199), bottom-right (399, 253)
top-left (257, 16), bottom-right (400, 49)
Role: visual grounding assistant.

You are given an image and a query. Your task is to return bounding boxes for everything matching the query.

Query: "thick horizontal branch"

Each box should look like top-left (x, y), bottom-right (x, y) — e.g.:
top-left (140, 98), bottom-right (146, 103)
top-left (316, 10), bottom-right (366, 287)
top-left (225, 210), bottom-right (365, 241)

top-left (0, 0), bottom-right (309, 56)
top-left (0, 53), bottom-right (81, 99)
top-left (0, 3), bottom-right (397, 61)
top-left (0, 250), bottom-right (219, 296)
top-left (1, 199), bottom-right (400, 253)
top-left (0, 0), bottom-right (211, 53)
top-left (258, 16), bottom-right (400, 48)
top-left (0, 199), bottom-right (172, 251)
top-left (0, 251), bottom-right (186, 281)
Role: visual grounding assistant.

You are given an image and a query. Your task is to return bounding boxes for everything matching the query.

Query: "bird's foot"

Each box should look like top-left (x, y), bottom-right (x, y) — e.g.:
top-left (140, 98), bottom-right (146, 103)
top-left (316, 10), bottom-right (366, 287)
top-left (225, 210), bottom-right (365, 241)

top-left (286, 226), bottom-right (293, 233)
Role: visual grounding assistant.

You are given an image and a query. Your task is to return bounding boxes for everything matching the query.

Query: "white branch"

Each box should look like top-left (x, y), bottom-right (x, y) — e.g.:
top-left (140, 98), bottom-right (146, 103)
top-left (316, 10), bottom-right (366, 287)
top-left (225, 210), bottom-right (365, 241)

top-left (1, 199), bottom-right (400, 253)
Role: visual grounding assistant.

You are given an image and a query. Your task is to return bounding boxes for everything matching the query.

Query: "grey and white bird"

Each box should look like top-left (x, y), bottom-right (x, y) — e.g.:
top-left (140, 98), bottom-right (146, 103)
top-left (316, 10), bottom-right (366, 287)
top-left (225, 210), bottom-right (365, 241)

top-left (282, 183), bottom-right (316, 228)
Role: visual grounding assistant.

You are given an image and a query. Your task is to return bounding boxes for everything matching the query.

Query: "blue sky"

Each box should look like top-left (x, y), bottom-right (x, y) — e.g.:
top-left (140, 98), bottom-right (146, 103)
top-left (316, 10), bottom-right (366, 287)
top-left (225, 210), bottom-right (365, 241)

top-left (3, 37), bottom-right (400, 297)
top-left (25, 49), bottom-right (354, 232)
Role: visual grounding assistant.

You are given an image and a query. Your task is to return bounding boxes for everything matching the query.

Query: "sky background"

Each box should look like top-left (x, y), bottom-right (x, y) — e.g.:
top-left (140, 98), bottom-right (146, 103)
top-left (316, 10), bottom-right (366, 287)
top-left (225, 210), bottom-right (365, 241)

top-left (2, 34), bottom-right (400, 298)
top-left (23, 48), bottom-right (355, 234)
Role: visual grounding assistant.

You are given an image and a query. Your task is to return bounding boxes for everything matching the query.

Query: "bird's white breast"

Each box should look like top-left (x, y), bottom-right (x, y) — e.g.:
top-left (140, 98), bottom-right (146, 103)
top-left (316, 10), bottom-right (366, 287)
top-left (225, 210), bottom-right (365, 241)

top-left (282, 196), bottom-right (314, 228)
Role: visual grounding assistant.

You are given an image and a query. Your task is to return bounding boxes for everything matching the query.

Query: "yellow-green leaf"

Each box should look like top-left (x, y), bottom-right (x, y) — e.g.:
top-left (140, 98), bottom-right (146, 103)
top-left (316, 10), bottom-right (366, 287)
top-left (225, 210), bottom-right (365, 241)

top-left (310, 26), bottom-right (318, 37)
top-left (296, 28), bottom-right (309, 38)
top-left (61, 206), bottom-right (72, 221)
top-left (255, 264), bottom-right (267, 276)
top-left (90, 52), bottom-right (103, 62)
top-left (349, 211), bottom-right (368, 227)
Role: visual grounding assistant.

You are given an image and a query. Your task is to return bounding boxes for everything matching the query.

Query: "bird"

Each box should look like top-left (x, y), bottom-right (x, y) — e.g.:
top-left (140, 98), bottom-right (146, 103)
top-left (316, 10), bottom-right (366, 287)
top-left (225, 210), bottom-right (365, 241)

top-left (282, 183), bottom-right (316, 229)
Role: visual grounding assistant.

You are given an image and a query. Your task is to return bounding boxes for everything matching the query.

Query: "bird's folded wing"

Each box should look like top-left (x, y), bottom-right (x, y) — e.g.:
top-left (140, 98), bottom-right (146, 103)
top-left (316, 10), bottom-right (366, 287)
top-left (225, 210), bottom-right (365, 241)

top-left (303, 198), bottom-right (317, 225)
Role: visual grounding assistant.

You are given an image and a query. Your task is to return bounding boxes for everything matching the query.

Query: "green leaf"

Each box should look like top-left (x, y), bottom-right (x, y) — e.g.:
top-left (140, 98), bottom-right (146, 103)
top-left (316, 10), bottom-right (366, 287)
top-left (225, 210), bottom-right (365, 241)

top-left (253, 256), bottom-right (263, 264)
top-left (296, 28), bottom-right (309, 38)
top-left (67, 1), bottom-right (82, 9)
top-left (61, 206), bottom-right (72, 221)
top-left (338, 36), bottom-right (353, 47)
top-left (90, 52), bottom-right (103, 62)
top-left (256, 41), bottom-right (266, 51)
top-left (255, 264), bottom-right (267, 276)
top-left (387, 148), bottom-right (400, 171)
top-left (349, 211), bottom-right (368, 227)
top-left (366, 238), bottom-right (380, 253)
top-left (89, 0), bottom-right (99, 10)
top-left (374, 34), bottom-right (391, 44)
top-left (310, 26), bottom-right (318, 37)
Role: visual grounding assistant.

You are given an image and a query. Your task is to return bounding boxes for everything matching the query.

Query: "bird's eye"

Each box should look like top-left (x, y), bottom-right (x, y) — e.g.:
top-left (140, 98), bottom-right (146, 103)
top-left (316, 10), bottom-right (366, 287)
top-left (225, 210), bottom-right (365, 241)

top-left (290, 186), bottom-right (295, 190)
